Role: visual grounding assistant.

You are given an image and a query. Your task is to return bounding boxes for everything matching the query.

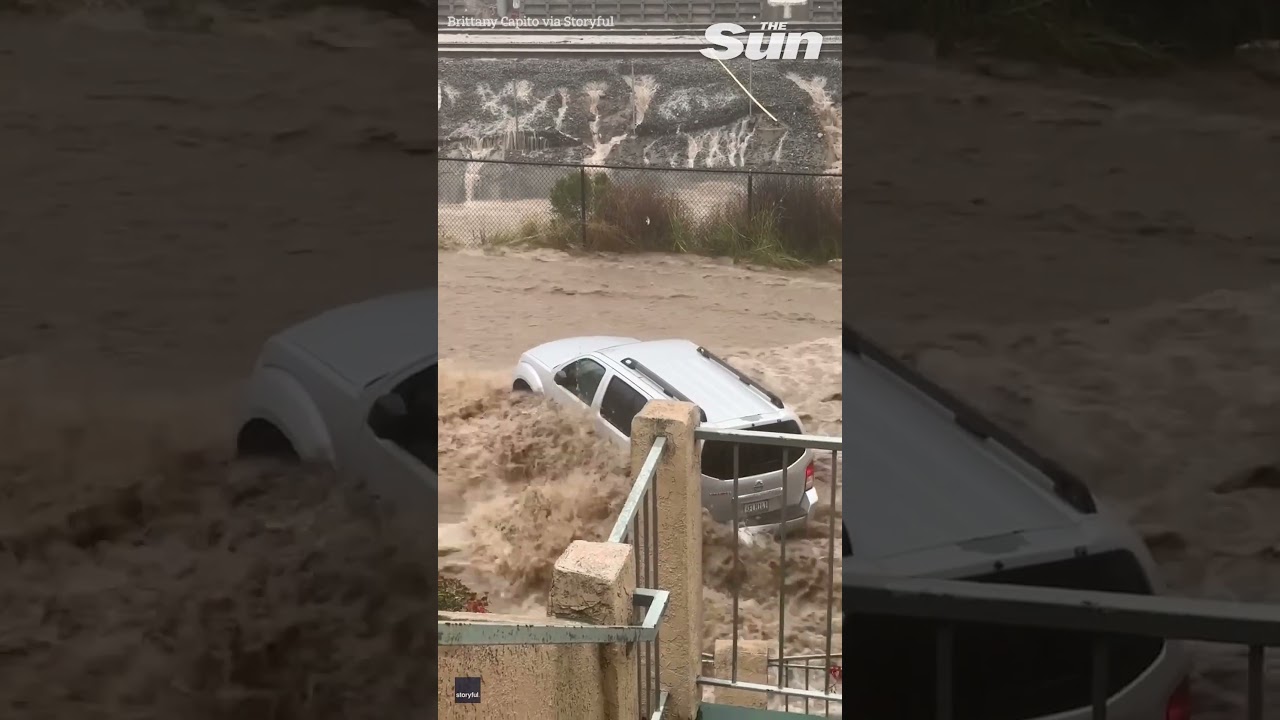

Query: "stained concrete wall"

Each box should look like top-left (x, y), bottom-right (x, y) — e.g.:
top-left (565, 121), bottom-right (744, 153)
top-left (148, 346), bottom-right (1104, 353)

top-left (438, 542), bottom-right (640, 719)
top-left (712, 639), bottom-right (772, 708)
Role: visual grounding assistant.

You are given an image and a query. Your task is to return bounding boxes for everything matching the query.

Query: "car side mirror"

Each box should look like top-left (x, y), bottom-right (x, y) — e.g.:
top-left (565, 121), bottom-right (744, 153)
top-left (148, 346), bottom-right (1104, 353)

top-left (554, 368), bottom-right (569, 386)
top-left (368, 393), bottom-right (409, 442)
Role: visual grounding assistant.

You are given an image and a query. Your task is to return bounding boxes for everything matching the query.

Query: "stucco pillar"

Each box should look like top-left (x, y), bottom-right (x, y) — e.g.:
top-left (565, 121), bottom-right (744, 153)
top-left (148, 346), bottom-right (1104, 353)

top-left (630, 401), bottom-right (703, 720)
top-left (549, 540), bottom-right (637, 719)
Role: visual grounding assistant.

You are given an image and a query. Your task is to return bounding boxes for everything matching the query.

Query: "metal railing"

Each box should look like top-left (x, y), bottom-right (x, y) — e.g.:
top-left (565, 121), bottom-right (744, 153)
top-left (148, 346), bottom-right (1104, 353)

top-left (437, 157), bottom-right (841, 253)
top-left (692, 426), bottom-right (843, 716)
top-left (773, 653), bottom-right (844, 714)
top-left (439, 587), bottom-right (669, 645)
top-left (609, 435), bottom-right (669, 719)
top-left (700, 651), bottom-right (843, 713)
top-left (844, 573), bottom-right (1280, 720)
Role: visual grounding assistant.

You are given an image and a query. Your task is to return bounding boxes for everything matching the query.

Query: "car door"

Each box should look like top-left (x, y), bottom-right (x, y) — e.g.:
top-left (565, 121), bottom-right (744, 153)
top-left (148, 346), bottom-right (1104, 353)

top-left (596, 372), bottom-right (651, 445)
top-left (548, 356), bottom-right (609, 412)
top-left (353, 358), bottom-right (437, 511)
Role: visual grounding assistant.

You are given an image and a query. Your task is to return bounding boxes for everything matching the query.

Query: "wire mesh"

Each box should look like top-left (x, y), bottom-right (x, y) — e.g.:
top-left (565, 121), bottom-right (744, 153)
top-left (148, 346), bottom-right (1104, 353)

top-left (437, 158), bottom-right (841, 259)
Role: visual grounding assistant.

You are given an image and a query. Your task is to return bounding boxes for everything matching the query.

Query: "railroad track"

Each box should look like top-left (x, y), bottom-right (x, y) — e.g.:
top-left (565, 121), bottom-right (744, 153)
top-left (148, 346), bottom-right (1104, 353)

top-left (438, 22), bottom-right (842, 34)
top-left (438, 25), bottom-right (842, 56)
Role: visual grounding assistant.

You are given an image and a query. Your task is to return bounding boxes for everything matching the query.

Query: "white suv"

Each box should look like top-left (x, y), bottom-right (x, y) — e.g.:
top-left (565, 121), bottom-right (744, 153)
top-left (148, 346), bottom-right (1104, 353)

top-left (513, 336), bottom-right (819, 534)
top-left (233, 291), bottom-right (437, 511)
top-left (843, 326), bottom-right (1191, 720)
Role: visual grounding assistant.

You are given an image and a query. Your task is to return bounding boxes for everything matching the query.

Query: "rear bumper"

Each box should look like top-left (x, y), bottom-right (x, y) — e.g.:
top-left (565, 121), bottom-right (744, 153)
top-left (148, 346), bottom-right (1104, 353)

top-left (741, 487), bottom-right (819, 535)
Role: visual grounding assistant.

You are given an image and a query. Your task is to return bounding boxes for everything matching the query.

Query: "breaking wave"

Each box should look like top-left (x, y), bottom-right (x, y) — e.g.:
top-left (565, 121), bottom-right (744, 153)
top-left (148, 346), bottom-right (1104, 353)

top-left (0, 358), bottom-right (436, 719)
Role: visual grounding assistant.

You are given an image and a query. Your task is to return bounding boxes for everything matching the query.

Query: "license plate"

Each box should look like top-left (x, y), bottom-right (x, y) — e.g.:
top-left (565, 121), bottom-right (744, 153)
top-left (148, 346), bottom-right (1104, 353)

top-left (742, 501), bottom-right (770, 515)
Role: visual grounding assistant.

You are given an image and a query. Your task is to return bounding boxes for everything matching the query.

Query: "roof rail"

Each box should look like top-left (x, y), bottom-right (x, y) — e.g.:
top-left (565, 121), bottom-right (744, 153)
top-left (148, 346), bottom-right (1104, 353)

top-left (621, 357), bottom-right (708, 422)
top-left (695, 346), bottom-right (785, 408)
top-left (843, 325), bottom-right (1098, 515)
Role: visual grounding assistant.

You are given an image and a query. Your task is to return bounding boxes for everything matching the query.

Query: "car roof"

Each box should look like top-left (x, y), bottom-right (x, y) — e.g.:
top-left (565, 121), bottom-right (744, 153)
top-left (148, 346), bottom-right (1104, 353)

top-left (273, 290), bottom-right (436, 387)
top-left (596, 339), bottom-right (786, 425)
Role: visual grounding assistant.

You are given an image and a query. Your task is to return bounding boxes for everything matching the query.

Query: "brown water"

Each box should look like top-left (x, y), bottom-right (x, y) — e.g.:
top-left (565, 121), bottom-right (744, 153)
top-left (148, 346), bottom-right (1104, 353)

top-left (0, 17), bottom-right (437, 717)
top-left (0, 359), bottom-right (437, 719)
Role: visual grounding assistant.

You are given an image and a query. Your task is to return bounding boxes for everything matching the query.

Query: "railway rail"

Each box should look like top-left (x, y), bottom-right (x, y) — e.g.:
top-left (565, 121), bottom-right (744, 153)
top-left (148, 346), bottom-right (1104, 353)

top-left (438, 22), bottom-right (842, 33)
top-left (438, 27), bottom-right (842, 56)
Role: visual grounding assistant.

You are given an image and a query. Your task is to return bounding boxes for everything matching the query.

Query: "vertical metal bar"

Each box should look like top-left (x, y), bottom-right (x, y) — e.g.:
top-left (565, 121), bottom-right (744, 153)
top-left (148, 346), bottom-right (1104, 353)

top-left (634, 514), bottom-right (643, 718)
top-left (650, 466), bottom-right (660, 712)
top-left (824, 448), bottom-right (838, 717)
top-left (645, 625), bottom-right (653, 718)
top-left (1248, 644), bottom-right (1264, 720)
top-left (935, 625), bottom-right (954, 720)
top-left (778, 447), bottom-right (789, 690)
top-left (1091, 636), bottom-right (1109, 720)
top-left (638, 498), bottom-right (648, 719)
top-left (579, 165), bottom-right (587, 248)
top-left (637, 498), bottom-right (644, 587)
top-left (803, 657), bottom-right (812, 714)
top-left (649, 464), bottom-right (657, 587)
top-left (731, 442), bottom-right (740, 683)
top-left (747, 172), bottom-right (754, 221)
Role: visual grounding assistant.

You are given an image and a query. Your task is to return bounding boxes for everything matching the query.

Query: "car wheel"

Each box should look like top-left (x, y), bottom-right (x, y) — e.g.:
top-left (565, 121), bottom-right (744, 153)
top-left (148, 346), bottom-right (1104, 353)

top-left (236, 419), bottom-right (299, 462)
top-left (512, 379), bottom-right (532, 394)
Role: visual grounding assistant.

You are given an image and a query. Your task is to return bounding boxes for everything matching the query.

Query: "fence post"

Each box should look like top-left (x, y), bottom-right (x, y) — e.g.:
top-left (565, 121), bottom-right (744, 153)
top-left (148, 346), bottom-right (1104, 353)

top-left (549, 540), bottom-right (637, 719)
top-left (747, 172), bottom-right (754, 221)
top-left (630, 401), bottom-right (703, 720)
top-left (580, 165), bottom-right (588, 249)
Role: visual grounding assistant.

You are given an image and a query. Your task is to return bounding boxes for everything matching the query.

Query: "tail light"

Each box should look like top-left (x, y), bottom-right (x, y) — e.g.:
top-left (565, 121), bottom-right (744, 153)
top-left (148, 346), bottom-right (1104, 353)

top-left (1166, 677), bottom-right (1192, 720)
top-left (804, 461), bottom-right (815, 490)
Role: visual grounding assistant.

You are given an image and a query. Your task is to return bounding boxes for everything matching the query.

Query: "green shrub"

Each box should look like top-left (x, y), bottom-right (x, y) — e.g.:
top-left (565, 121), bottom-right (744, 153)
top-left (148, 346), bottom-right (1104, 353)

top-left (508, 173), bottom-right (840, 267)
top-left (748, 175), bottom-right (841, 263)
top-left (549, 171), bottom-right (611, 224)
top-left (586, 179), bottom-right (691, 253)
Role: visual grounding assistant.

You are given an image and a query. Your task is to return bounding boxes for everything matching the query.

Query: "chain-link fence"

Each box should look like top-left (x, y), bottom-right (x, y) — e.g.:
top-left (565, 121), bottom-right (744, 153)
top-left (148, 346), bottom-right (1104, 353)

top-left (438, 158), bottom-right (841, 263)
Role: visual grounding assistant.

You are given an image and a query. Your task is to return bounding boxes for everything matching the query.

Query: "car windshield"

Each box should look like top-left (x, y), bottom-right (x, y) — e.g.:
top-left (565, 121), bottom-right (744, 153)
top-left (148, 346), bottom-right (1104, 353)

top-left (701, 420), bottom-right (803, 479)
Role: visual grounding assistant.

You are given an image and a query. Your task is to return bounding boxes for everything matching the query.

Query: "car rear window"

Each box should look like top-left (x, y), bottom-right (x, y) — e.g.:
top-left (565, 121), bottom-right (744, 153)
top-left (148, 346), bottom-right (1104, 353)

top-left (701, 420), bottom-right (803, 480)
top-left (847, 550), bottom-right (1165, 720)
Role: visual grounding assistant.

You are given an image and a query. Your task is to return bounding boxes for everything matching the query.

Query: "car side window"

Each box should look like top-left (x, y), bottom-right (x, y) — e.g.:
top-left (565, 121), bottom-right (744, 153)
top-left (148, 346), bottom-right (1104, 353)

top-left (556, 358), bottom-right (607, 406)
top-left (600, 376), bottom-right (649, 437)
top-left (373, 364), bottom-right (435, 471)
